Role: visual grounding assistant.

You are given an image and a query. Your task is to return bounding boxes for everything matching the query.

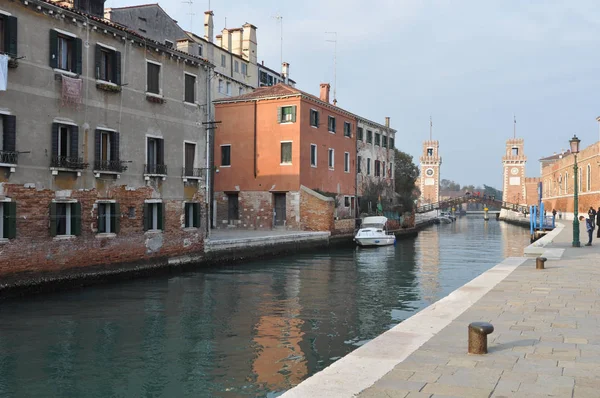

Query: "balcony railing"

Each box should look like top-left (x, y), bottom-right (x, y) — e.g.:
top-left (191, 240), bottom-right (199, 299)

top-left (182, 167), bottom-right (205, 178)
top-left (50, 156), bottom-right (88, 170)
top-left (144, 163), bottom-right (168, 175)
top-left (0, 150), bottom-right (18, 165)
top-left (94, 159), bottom-right (128, 173)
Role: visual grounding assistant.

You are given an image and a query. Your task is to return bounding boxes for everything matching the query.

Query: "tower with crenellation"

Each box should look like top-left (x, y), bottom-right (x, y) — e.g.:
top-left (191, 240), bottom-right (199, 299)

top-left (419, 140), bottom-right (442, 204)
top-left (502, 138), bottom-right (527, 205)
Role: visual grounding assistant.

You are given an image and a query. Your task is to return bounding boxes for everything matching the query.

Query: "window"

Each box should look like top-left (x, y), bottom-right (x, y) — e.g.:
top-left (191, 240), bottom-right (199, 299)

top-left (0, 201), bottom-right (16, 239)
top-left (357, 127), bottom-right (363, 141)
top-left (0, 15), bottom-right (17, 57)
top-left (184, 73), bottom-right (196, 103)
top-left (221, 54), bottom-right (226, 67)
top-left (390, 137), bottom-right (395, 149)
top-left (565, 172), bottom-right (568, 193)
top-left (226, 82), bottom-right (231, 96)
top-left (0, 115), bottom-right (16, 162)
top-left (241, 63), bottom-right (247, 76)
top-left (221, 144), bottom-right (231, 166)
top-left (184, 142), bottom-right (196, 176)
top-left (382, 136), bottom-right (388, 148)
top-left (198, 44), bottom-right (203, 57)
top-left (51, 123), bottom-right (81, 168)
top-left (587, 164), bottom-right (591, 191)
top-left (147, 62), bottom-right (161, 94)
top-left (239, 87), bottom-right (244, 96)
top-left (143, 202), bottom-right (164, 231)
top-left (357, 155), bottom-right (362, 173)
top-left (382, 161), bottom-right (386, 177)
top-left (512, 147), bottom-right (519, 156)
top-left (259, 71), bottom-right (268, 85)
top-left (268, 75), bottom-right (274, 86)
top-left (234, 60), bottom-right (239, 73)
top-left (328, 148), bottom-right (334, 169)
top-left (278, 106), bottom-right (296, 123)
top-left (427, 148), bottom-right (433, 156)
top-left (366, 130), bottom-right (373, 144)
top-left (146, 137), bottom-right (165, 174)
top-left (280, 142), bottom-right (292, 164)
top-left (94, 129), bottom-right (121, 171)
top-left (50, 30), bottom-right (82, 73)
top-left (367, 158), bottom-right (371, 175)
top-left (344, 196), bottom-right (351, 208)
top-left (184, 202), bottom-right (201, 228)
top-left (375, 133), bottom-right (381, 146)
top-left (50, 202), bottom-right (81, 237)
top-left (164, 40), bottom-right (174, 49)
top-left (218, 79), bottom-right (224, 93)
top-left (375, 160), bottom-right (381, 177)
top-left (310, 109), bottom-right (319, 127)
top-left (344, 152), bottom-right (350, 172)
top-left (344, 122), bottom-right (352, 137)
top-left (95, 45), bottom-right (121, 84)
top-left (328, 116), bottom-right (336, 133)
top-left (310, 144), bottom-right (317, 167)
top-left (97, 202), bottom-right (120, 234)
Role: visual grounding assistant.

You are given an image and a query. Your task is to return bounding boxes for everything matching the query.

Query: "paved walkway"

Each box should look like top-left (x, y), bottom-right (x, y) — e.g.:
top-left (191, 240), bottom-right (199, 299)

top-left (357, 223), bottom-right (600, 398)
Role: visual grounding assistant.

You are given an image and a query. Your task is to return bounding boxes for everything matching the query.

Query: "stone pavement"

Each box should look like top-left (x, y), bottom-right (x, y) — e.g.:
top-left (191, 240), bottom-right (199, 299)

top-left (358, 222), bottom-right (600, 398)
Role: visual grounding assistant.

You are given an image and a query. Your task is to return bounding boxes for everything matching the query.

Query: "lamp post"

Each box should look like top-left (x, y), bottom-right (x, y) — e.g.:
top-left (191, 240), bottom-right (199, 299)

top-left (570, 134), bottom-right (581, 247)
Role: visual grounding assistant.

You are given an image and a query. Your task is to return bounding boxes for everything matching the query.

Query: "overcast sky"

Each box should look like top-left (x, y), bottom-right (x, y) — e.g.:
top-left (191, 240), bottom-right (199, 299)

top-left (107, 0), bottom-right (600, 189)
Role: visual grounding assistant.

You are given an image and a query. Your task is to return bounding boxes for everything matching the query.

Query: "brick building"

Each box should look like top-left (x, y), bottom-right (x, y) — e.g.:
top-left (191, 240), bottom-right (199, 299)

top-left (213, 83), bottom-right (359, 229)
top-left (0, 0), bottom-right (211, 278)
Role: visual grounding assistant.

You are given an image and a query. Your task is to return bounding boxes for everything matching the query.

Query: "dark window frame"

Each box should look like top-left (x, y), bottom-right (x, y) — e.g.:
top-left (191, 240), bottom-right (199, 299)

top-left (184, 73), bottom-right (196, 103)
top-left (146, 61), bottom-right (161, 95)
top-left (221, 144), bottom-right (231, 166)
top-left (310, 144), bottom-right (317, 167)
top-left (328, 116), bottom-right (336, 133)
top-left (280, 142), bottom-right (292, 165)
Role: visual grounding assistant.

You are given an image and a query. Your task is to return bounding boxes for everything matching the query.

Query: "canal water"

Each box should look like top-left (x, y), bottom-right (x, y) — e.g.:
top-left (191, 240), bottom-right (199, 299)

top-left (0, 217), bottom-right (529, 397)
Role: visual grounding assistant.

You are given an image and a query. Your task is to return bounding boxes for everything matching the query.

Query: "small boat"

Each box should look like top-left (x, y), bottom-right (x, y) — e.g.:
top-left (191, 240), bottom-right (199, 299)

top-left (354, 216), bottom-right (396, 247)
top-left (440, 212), bottom-right (456, 221)
top-left (436, 216), bottom-right (453, 224)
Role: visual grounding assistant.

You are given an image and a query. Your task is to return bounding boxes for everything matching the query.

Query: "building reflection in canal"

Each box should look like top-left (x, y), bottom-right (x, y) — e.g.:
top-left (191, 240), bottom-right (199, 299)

top-left (0, 218), bottom-right (530, 397)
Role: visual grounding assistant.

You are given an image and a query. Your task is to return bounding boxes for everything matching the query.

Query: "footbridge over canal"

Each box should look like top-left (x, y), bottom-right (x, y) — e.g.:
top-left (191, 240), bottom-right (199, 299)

top-left (415, 195), bottom-right (528, 215)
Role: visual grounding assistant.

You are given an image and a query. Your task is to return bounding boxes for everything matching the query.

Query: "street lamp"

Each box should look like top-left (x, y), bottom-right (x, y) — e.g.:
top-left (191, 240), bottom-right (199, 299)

top-left (570, 134), bottom-right (581, 247)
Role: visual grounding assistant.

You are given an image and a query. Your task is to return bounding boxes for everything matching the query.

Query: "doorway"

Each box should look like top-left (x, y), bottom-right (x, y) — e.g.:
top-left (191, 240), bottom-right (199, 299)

top-left (273, 193), bottom-right (286, 227)
top-left (227, 193), bottom-right (239, 224)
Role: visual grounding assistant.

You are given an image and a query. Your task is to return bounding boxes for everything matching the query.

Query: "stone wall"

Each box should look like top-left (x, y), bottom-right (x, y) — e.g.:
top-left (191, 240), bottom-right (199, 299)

top-left (333, 219), bottom-right (355, 236)
top-left (214, 191), bottom-right (273, 229)
top-left (299, 186), bottom-right (335, 232)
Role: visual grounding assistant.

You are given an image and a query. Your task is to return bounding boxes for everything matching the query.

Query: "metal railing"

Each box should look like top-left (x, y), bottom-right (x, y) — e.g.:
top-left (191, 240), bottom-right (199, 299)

top-left (416, 195), bottom-right (527, 214)
top-left (94, 159), bottom-right (128, 173)
top-left (0, 150), bottom-right (18, 165)
top-left (144, 163), bottom-right (167, 175)
top-left (50, 156), bottom-right (88, 169)
top-left (181, 167), bottom-right (205, 178)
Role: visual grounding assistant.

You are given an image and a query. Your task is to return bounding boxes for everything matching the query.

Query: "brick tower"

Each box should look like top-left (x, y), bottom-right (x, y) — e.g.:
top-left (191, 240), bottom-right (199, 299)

top-left (502, 138), bottom-right (527, 204)
top-left (419, 140), bottom-right (442, 204)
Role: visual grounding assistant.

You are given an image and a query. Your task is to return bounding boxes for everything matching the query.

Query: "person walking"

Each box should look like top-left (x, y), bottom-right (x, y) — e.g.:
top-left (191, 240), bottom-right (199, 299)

top-left (588, 207), bottom-right (597, 229)
top-left (581, 215), bottom-right (594, 246)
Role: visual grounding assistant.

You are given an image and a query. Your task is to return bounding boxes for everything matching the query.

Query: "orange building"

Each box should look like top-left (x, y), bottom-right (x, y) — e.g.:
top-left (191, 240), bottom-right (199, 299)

top-left (213, 83), bottom-right (357, 229)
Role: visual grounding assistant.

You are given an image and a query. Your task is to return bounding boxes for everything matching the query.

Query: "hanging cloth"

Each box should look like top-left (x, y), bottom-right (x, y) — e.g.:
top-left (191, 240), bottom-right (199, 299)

top-left (61, 75), bottom-right (82, 108)
top-left (0, 54), bottom-right (8, 91)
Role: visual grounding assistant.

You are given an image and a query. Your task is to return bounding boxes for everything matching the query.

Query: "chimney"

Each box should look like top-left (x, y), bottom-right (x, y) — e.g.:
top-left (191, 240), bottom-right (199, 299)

top-left (282, 62), bottom-right (289, 84)
top-left (231, 29), bottom-right (243, 56)
top-left (242, 23), bottom-right (258, 64)
top-left (204, 11), bottom-right (214, 43)
top-left (320, 83), bottom-right (330, 103)
top-left (385, 117), bottom-right (390, 127)
top-left (221, 28), bottom-right (231, 51)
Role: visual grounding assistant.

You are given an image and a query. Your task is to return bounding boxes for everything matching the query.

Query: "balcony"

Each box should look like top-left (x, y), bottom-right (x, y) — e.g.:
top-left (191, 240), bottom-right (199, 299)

top-left (50, 156), bottom-right (88, 175)
top-left (0, 150), bottom-right (18, 173)
top-left (182, 167), bottom-right (205, 182)
top-left (93, 159), bottom-right (129, 178)
top-left (144, 163), bottom-right (168, 180)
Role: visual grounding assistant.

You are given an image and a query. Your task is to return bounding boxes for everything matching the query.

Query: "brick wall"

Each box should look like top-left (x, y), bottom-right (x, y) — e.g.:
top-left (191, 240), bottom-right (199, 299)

top-left (299, 186), bottom-right (334, 231)
top-left (333, 218), bottom-right (354, 236)
top-left (0, 183), bottom-right (205, 278)
top-left (215, 191), bottom-right (274, 229)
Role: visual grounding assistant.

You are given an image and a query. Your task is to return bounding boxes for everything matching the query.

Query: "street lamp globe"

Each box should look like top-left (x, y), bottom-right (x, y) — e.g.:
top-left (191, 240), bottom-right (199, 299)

top-left (569, 134), bottom-right (580, 154)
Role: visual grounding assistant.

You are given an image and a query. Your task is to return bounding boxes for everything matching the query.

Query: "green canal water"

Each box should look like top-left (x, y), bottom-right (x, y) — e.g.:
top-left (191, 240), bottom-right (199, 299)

top-left (0, 217), bottom-right (529, 397)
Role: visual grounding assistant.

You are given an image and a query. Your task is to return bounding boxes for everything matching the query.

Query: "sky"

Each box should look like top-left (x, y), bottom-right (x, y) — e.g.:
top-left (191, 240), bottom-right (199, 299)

top-left (106, 0), bottom-right (600, 189)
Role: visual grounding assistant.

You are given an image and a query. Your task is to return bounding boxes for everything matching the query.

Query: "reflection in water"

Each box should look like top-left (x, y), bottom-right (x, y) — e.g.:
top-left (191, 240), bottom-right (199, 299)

top-left (0, 218), bottom-right (529, 397)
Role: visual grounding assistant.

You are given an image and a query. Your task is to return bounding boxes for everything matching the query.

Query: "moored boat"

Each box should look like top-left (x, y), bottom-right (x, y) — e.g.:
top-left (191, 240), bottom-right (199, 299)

top-left (354, 216), bottom-right (396, 247)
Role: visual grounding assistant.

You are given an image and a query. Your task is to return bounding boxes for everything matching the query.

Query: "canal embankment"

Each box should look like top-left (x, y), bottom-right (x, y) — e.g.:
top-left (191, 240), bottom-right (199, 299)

top-left (283, 214), bottom-right (596, 397)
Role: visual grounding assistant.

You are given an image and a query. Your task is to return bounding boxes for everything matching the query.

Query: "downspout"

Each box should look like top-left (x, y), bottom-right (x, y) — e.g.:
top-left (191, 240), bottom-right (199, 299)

top-left (354, 120), bottom-right (359, 226)
top-left (205, 66), bottom-right (211, 236)
top-left (254, 100), bottom-right (257, 178)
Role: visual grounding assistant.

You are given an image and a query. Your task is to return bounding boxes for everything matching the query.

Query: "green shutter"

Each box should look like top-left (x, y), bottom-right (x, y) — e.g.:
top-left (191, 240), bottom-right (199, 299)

top-left (157, 203), bottom-right (165, 231)
top-left (114, 51), bottom-right (122, 85)
top-left (112, 202), bottom-right (120, 234)
top-left (49, 202), bottom-right (57, 237)
top-left (291, 105), bottom-right (297, 123)
top-left (143, 203), bottom-right (150, 231)
top-left (98, 204), bottom-right (106, 233)
top-left (4, 201), bottom-right (16, 239)
top-left (49, 29), bottom-right (58, 69)
top-left (277, 107), bottom-right (282, 124)
top-left (71, 202), bottom-right (81, 236)
top-left (5, 16), bottom-right (17, 58)
top-left (74, 37), bottom-right (83, 74)
top-left (94, 44), bottom-right (101, 79)
top-left (184, 203), bottom-right (190, 228)
top-left (193, 203), bottom-right (201, 228)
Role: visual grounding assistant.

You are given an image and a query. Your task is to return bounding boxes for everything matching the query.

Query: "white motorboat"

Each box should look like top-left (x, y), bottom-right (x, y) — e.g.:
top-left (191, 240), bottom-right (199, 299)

top-left (436, 216), bottom-right (453, 224)
top-left (354, 216), bottom-right (396, 247)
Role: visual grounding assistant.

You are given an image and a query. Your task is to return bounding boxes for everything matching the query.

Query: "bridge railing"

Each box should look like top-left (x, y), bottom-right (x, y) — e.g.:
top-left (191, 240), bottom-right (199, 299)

top-left (416, 196), bottom-right (528, 214)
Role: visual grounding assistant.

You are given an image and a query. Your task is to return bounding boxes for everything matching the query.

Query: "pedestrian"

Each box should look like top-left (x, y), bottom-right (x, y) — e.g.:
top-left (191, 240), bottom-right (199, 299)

top-left (596, 207), bottom-right (600, 238)
top-left (580, 215), bottom-right (593, 246)
top-left (588, 207), bottom-right (597, 229)
top-left (552, 209), bottom-right (557, 219)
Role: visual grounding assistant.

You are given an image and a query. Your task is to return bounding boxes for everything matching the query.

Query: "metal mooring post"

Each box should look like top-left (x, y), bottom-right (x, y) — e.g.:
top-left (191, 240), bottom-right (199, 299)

top-left (468, 322), bottom-right (494, 354)
top-left (536, 257), bottom-right (547, 270)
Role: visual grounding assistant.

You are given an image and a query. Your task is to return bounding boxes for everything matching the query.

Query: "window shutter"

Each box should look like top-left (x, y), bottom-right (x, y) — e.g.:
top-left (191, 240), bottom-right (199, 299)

top-left (71, 202), bottom-right (81, 236)
top-left (158, 203), bottom-right (165, 231)
top-left (143, 203), bottom-right (150, 231)
top-left (74, 37), bottom-right (83, 74)
top-left (193, 202), bottom-right (201, 228)
top-left (51, 123), bottom-right (59, 158)
top-left (111, 202), bottom-right (120, 234)
top-left (49, 29), bottom-right (58, 69)
top-left (277, 107), bottom-right (282, 124)
top-left (317, 111), bottom-right (320, 127)
top-left (3, 115), bottom-right (16, 152)
top-left (94, 129), bottom-right (101, 163)
top-left (5, 16), bottom-right (17, 57)
top-left (114, 51), bottom-right (122, 85)
top-left (111, 132), bottom-right (120, 162)
top-left (49, 202), bottom-right (57, 237)
top-left (158, 139), bottom-right (164, 165)
top-left (98, 204), bottom-right (105, 233)
top-left (94, 44), bottom-right (101, 79)
top-left (4, 201), bottom-right (16, 239)
top-left (291, 106), bottom-right (297, 123)
top-left (70, 125), bottom-right (79, 160)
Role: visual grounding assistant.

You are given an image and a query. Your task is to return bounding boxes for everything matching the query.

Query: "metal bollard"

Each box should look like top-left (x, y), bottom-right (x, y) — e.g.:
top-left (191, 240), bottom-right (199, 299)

top-left (468, 322), bottom-right (494, 355)
top-left (536, 257), bottom-right (547, 270)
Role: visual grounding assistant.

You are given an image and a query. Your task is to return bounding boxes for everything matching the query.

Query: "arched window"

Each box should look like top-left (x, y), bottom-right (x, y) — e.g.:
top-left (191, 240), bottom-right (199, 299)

top-left (558, 174), bottom-right (562, 195)
top-left (565, 172), bottom-right (569, 194)
top-left (587, 164), bottom-right (591, 192)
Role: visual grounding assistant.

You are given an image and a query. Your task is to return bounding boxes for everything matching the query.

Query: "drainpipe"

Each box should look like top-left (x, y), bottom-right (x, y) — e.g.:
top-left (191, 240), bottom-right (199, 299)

top-left (355, 120), bottom-right (359, 228)
top-left (205, 67), bottom-right (211, 237)
top-left (254, 100), bottom-right (257, 178)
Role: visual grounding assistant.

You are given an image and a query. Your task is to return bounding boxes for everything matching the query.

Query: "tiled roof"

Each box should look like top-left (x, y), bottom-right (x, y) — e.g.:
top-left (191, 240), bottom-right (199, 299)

top-left (539, 151), bottom-right (571, 161)
top-left (215, 84), bottom-right (303, 102)
top-left (106, 3), bottom-right (160, 10)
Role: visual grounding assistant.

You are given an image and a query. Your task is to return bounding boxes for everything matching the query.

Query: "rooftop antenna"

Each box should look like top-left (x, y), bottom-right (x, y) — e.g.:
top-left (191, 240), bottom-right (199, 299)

top-left (429, 116), bottom-right (433, 140)
top-left (182, 0), bottom-right (194, 32)
top-left (273, 14), bottom-right (283, 68)
top-left (325, 32), bottom-right (337, 105)
top-left (513, 115), bottom-right (516, 139)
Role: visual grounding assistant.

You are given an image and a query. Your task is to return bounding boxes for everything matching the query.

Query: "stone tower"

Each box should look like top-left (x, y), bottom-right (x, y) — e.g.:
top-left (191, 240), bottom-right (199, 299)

top-left (420, 140), bottom-right (442, 204)
top-left (502, 138), bottom-right (527, 204)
